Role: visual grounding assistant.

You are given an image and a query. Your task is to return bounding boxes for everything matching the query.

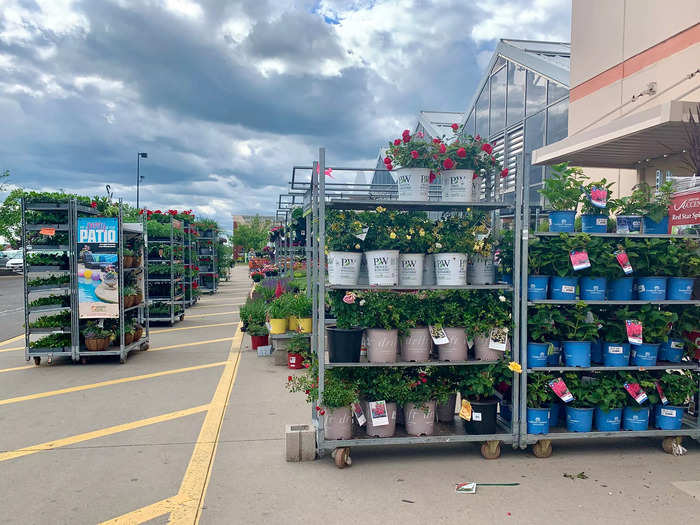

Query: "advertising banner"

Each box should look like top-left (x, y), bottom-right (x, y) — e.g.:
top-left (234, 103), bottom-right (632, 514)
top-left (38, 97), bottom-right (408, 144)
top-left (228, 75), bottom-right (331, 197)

top-left (669, 189), bottom-right (700, 234)
top-left (77, 217), bottom-right (119, 318)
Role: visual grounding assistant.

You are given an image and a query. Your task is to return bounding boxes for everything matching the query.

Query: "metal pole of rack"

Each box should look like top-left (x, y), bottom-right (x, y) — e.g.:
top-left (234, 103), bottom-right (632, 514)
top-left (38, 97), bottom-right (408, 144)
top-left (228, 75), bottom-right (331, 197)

top-left (518, 152), bottom-right (531, 449)
top-left (318, 149), bottom-right (327, 447)
top-left (21, 199), bottom-right (29, 361)
top-left (305, 192), bottom-right (312, 298)
top-left (70, 199), bottom-right (79, 361)
top-left (310, 161), bottom-right (320, 435)
top-left (119, 201), bottom-right (125, 359)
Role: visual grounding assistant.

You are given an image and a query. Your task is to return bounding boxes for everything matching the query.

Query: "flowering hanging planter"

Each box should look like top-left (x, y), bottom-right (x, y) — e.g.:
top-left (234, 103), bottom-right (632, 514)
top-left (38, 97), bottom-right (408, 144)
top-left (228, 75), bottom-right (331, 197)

top-left (396, 168), bottom-right (431, 201)
top-left (433, 253), bottom-right (467, 285)
top-left (384, 129), bottom-right (441, 202)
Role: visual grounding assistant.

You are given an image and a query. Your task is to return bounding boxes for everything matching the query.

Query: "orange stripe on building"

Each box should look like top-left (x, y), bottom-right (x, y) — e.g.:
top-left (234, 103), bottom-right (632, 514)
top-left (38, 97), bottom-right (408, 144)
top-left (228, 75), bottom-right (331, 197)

top-left (570, 23), bottom-right (699, 102)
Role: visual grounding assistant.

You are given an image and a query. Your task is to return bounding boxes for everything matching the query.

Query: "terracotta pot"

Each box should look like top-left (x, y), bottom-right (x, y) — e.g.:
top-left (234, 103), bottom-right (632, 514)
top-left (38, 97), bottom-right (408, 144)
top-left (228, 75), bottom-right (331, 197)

top-left (323, 406), bottom-right (352, 440)
top-left (404, 401), bottom-right (436, 436)
top-left (474, 333), bottom-right (509, 361)
top-left (437, 327), bottom-right (468, 361)
top-left (366, 328), bottom-right (398, 363)
top-left (135, 292), bottom-right (143, 305)
top-left (400, 327), bottom-right (431, 362)
top-left (134, 328), bottom-right (143, 341)
top-left (437, 394), bottom-right (458, 423)
top-left (85, 337), bottom-right (108, 351)
top-left (125, 332), bottom-right (134, 345)
top-left (362, 401), bottom-right (397, 438)
top-left (123, 256), bottom-right (133, 268)
top-left (135, 256), bottom-right (142, 267)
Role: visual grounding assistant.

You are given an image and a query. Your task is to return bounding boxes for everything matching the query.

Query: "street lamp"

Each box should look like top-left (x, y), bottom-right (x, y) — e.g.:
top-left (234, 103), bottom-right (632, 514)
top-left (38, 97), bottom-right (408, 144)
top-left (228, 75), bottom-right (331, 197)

top-left (136, 152), bottom-right (148, 209)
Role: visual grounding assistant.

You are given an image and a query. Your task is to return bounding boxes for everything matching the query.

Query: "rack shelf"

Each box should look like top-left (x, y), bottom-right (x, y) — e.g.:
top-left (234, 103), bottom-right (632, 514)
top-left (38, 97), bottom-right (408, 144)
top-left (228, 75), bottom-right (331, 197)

top-left (524, 425), bottom-right (699, 444)
top-left (325, 359), bottom-right (503, 368)
top-left (327, 198), bottom-right (513, 212)
top-left (26, 266), bottom-right (69, 273)
top-left (25, 223), bottom-right (69, 231)
top-left (327, 284), bottom-right (513, 291)
top-left (533, 231), bottom-right (699, 239)
top-left (528, 363), bottom-right (698, 372)
top-left (27, 245), bottom-right (69, 252)
top-left (528, 300), bottom-right (700, 305)
top-left (28, 305), bottom-right (70, 314)
top-left (27, 284), bottom-right (69, 293)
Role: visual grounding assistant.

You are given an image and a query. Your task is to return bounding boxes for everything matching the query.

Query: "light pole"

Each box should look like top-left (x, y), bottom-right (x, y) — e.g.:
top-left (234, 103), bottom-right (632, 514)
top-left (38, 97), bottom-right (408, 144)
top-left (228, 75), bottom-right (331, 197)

top-left (136, 152), bottom-right (148, 209)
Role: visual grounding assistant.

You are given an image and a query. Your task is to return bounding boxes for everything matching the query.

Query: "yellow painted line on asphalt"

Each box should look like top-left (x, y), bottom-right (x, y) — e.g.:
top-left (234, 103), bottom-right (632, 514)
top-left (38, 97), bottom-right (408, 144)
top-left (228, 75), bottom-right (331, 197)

top-left (187, 302), bottom-right (243, 308)
top-left (100, 497), bottom-right (178, 525)
top-left (0, 361), bottom-right (226, 406)
top-left (0, 346), bottom-right (23, 353)
top-left (184, 311), bottom-right (238, 319)
top-left (0, 334), bottom-right (23, 347)
top-left (149, 337), bottom-right (234, 352)
top-left (0, 404), bottom-right (209, 463)
top-left (150, 322), bottom-right (237, 334)
top-left (0, 365), bottom-right (34, 374)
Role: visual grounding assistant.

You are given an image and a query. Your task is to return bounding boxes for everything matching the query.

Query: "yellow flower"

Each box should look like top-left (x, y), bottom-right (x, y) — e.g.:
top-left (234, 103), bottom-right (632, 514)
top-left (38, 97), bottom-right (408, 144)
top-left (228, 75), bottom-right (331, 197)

top-left (409, 228), bottom-right (414, 234)
top-left (376, 206), bottom-right (386, 213)
top-left (355, 244), bottom-right (361, 250)
top-left (508, 362), bottom-right (522, 373)
top-left (406, 235), bottom-right (412, 240)
top-left (419, 229), bottom-right (425, 237)
top-left (389, 231), bottom-right (397, 239)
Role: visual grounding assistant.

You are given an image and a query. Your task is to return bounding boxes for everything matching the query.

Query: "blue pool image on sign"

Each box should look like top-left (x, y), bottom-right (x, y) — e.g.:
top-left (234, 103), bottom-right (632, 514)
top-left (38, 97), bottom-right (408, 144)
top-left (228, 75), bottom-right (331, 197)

top-left (77, 217), bottom-right (119, 319)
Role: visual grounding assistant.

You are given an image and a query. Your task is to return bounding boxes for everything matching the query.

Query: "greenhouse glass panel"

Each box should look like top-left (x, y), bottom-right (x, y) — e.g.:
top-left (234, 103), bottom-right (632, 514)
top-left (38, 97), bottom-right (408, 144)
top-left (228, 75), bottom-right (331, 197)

top-left (546, 100), bottom-right (568, 143)
top-left (490, 66), bottom-right (507, 135)
top-left (506, 61), bottom-right (525, 125)
top-left (475, 86), bottom-right (489, 139)
top-left (526, 71), bottom-right (546, 115)
top-left (547, 80), bottom-right (568, 104)
top-left (524, 111), bottom-right (545, 184)
top-left (465, 110), bottom-right (475, 137)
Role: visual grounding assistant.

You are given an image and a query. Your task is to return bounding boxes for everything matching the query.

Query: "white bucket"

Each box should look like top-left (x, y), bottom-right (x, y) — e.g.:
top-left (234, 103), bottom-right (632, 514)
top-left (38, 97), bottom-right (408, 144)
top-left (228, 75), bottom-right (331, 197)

top-left (468, 255), bottom-right (495, 285)
top-left (357, 253), bottom-right (369, 285)
top-left (399, 253), bottom-right (424, 287)
top-left (396, 167), bottom-right (431, 201)
top-left (441, 169), bottom-right (474, 202)
top-left (365, 250), bottom-right (399, 286)
top-left (422, 254), bottom-right (436, 286)
top-left (327, 251), bottom-right (362, 285)
top-left (434, 253), bottom-right (467, 286)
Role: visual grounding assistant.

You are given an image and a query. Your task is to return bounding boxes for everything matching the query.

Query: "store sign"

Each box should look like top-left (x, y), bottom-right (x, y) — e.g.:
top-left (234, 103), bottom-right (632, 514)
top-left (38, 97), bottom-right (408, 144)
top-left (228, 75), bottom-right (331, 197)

top-left (670, 190), bottom-right (700, 234)
top-left (77, 217), bottom-right (119, 319)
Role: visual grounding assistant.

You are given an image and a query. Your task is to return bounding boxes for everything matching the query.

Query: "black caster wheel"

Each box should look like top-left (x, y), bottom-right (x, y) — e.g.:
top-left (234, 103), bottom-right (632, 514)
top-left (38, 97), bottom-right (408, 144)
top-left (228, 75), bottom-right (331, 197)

top-left (119, 357), bottom-right (126, 364)
top-left (33, 356), bottom-right (41, 366)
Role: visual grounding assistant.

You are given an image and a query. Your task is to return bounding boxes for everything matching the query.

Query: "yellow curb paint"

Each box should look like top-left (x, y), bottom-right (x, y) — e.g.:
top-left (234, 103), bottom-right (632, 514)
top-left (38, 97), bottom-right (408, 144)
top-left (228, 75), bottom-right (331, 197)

top-left (150, 322), bottom-right (237, 334)
top-left (149, 337), bottom-right (234, 352)
top-left (0, 346), bottom-right (24, 353)
top-left (184, 311), bottom-right (238, 319)
top-left (0, 334), bottom-right (23, 346)
top-left (0, 365), bottom-right (34, 374)
top-left (99, 497), bottom-right (179, 525)
top-left (169, 322), bottom-right (244, 524)
top-left (0, 362), bottom-right (226, 406)
top-left (0, 405), bottom-right (209, 463)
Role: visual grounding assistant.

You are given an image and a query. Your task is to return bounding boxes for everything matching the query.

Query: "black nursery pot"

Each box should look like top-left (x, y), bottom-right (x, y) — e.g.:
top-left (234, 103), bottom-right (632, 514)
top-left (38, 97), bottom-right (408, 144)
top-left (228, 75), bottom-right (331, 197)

top-left (461, 398), bottom-right (499, 435)
top-left (327, 326), bottom-right (363, 363)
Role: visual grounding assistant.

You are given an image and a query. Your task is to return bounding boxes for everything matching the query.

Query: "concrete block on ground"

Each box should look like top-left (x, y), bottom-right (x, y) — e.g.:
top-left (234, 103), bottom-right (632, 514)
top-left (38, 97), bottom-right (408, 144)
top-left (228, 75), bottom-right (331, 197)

top-left (272, 339), bottom-right (290, 365)
top-left (285, 424), bottom-right (316, 462)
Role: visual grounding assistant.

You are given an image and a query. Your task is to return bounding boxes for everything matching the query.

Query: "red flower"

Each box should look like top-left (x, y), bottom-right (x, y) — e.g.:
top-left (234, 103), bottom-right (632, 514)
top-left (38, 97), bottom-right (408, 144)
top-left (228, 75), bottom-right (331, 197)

top-left (490, 156), bottom-right (496, 164)
top-left (90, 201), bottom-right (97, 208)
top-left (316, 406), bottom-right (321, 411)
top-left (451, 123), bottom-right (459, 131)
top-left (439, 143), bottom-right (446, 154)
top-left (473, 172), bottom-right (479, 180)
top-left (154, 210), bottom-right (162, 214)
top-left (421, 377), bottom-right (427, 383)
top-left (383, 156), bottom-right (392, 165)
top-left (320, 409), bottom-right (325, 415)
top-left (287, 376), bottom-right (292, 382)
top-left (305, 389), bottom-right (310, 394)
top-left (410, 150), bottom-right (419, 159)
top-left (138, 209), bottom-right (144, 215)
top-left (500, 168), bottom-right (509, 178)
top-left (475, 135), bottom-right (481, 142)
top-left (429, 171), bottom-right (436, 183)
top-left (393, 139), bottom-right (401, 146)
top-left (442, 158), bottom-right (455, 170)
top-left (432, 138), bottom-right (441, 144)
top-left (481, 143), bottom-right (493, 154)
top-left (456, 147), bottom-right (467, 158)
top-left (402, 129), bottom-right (410, 137)
top-left (147, 210), bottom-right (153, 216)
top-left (402, 134), bottom-right (411, 143)
top-left (386, 163), bottom-right (393, 171)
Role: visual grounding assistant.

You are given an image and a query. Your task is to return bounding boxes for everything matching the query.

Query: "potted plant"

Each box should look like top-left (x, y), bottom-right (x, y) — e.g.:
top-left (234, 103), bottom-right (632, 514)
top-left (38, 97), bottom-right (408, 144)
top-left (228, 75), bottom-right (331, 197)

top-left (667, 238), bottom-right (699, 300)
top-left (602, 239), bottom-right (637, 300)
top-left (655, 370), bottom-right (697, 430)
top-left (320, 371), bottom-right (359, 440)
top-left (123, 247), bottom-right (135, 268)
top-left (362, 207), bottom-right (401, 286)
top-left (614, 191), bottom-right (644, 234)
top-left (433, 367), bottom-right (459, 423)
top-left (266, 296), bottom-right (289, 335)
top-left (292, 294), bottom-right (313, 333)
top-left (82, 322), bottom-right (111, 351)
top-left (562, 373), bottom-right (596, 432)
top-left (635, 239), bottom-right (672, 300)
top-left (326, 209), bottom-right (364, 286)
top-left (398, 368), bottom-right (437, 436)
top-left (124, 320), bottom-right (135, 345)
top-left (589, 373), bottom-right (627, 432)
top-left (428, 291), bottom-right (468, 361)
top-left (133, 322), bottom-right (144, 342)
top-left (358, 368), bottom-right (405, 437)
top-left (360, 291), bottom-right (402, 363)
top-left (527, 371), bottom-right (555, 434)
top-left (631, 305), bottom-right (677, 366)
top-left (287, 332), bottom-right (309, 369)
top-left (468, 291), bottom-right (511, 361)
top-left (327, 291), bottom-right (364, 363)
top-left (580, 177), bottom-right (614, 233)
top-left (469, 219), bottom-right (496, 285)
top-left (395, 213), bottom-right (431, 287)
top-left (527, 305), bottom-right (564, 367)
top-left (429, 215), bottom-right (474, 286)
top-left (399, 292), bottom-right (431, 362)
top-left (384, 129), bottom-right (440, 201)
top-left (438, 126), bottom-right (498, 201)
top-left (495, 229), bottom-right (514, 284)
top-left (634, 181), bottom-right (673, 234)
top-left (539, 163), bottom-right (583, 232)
top-left (619, 371), bottom-right (657, 431)
top-left (600, 310), bottom-right (632, 366)
top-left (457, 364), bottom-right (500, 435)
top-left (526, 238), bottom-right (550, 300)
top-left (559, 303), bottom-right (599, 367)
top-left (248, 324), bottom-right (269, 350)
top-left (660, 306), bottom-right (699, 362)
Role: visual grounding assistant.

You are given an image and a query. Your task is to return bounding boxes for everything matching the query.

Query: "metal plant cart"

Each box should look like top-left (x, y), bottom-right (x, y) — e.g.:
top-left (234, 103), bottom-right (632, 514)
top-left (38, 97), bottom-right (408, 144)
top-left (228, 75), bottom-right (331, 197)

top-left (518, 152), bottom-right (700, 456)
top-left (307, 147), bottom-right (524, 466)
top-left (198, 227), bottom-right (218, 294)
top-left (184, 219), bottom-right (200, 307)
top-left (147, 216), bottom-right (185, 325)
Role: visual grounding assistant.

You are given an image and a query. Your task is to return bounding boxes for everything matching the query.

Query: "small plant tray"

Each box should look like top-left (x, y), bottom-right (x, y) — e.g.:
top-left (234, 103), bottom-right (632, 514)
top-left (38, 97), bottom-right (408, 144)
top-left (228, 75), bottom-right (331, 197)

top-left (28, 327), bottom-right (71, 334)
top-left (27, 266), bottom-right (69, 273)
top-left (26, 224), bottom-right (69, 231)
top-left (27, 284), bottom-right (69, 293)
top-left (28, 305), bottom-right (71, 314)
top-left (27, 245), bottom-right (69, 252)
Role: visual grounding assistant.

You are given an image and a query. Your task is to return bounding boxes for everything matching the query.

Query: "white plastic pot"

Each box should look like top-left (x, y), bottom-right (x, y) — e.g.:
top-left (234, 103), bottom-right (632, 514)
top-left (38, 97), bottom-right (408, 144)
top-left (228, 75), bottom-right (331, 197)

top-left (399, 253), bottom-right (424, 287)
top-left (441, 169), bottom-right (474, 202)
top-left (327, 251), bottom-right (362, 286)
top-left (396, 167), bottom-right (431, 201)
top-left (434, 253), bottom-right (467, 286)
top-left (468, 255), bottom-right (496, 285)
top-left (422, 254), bottom-right (436, 286)
top-left (365, 250), bottom-right (399, 286)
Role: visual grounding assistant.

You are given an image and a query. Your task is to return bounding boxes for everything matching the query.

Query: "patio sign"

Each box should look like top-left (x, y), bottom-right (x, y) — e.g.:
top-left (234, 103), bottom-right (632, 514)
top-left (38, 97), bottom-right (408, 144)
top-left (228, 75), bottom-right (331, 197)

top-left (669, 189), bottom-right (700, 234)
top-left (77, 217), bottom-right (119, 318)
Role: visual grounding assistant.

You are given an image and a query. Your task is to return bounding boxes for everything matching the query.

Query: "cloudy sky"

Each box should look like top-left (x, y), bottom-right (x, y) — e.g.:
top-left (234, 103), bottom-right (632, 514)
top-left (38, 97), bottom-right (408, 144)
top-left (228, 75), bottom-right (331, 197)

top-left (0, 0), bottom-right (570, 231)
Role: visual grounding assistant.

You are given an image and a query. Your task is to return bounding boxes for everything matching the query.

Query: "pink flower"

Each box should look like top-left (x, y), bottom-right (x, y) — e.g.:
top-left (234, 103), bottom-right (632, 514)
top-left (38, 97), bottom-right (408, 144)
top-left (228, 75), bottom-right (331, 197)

top-left (456, 147), bottom-right (466, 158)
top-left (475, 135), bottom-right (481, 142)
top-left (394, 139), bottom-right (401, 146)
top-left (403, 134), bottom-right (411, 143)
top-left (590, 188), bottom-right (607, 201)
top-left (439, 143), bottom-right (446, 154)
top-left (481, 143), bottom-right (493, 154)
top-left (500, 168), bottom-right (509, 178)
top-left (410, 150), bottom-right (419, 159)
top-left (386, 163), bottom-right (393, 170)
top-left (417, 131), bottom-right (424, 138)
top-left (443, 158), bottom-right (455, 170)
top-left (451, 123), bottom-right (459, 131)
top-left (433, 138), bottom-right (441, 144)
top-left (342, 292), bottom-right (356, 304)
top-left (402, 129), bottom-right (410, 137)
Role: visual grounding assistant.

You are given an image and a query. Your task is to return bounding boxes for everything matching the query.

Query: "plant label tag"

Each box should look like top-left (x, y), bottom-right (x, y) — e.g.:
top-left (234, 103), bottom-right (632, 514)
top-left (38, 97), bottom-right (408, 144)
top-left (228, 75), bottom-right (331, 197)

top-left (589, 187), bottom-right (608, 208)
top-left (561, 285), bottom-right (576, 294)
top-left (355, 227), bottom-right (369, 241)
top-left (626, 320), bottom-right (643, 345)
top-left (660, 408), bottom-right (676, 417)
top-left (596, 217), bottom-right (608, 226)
top-left (429, 325), bottom-right (449, 345)
top-left (670, 340), bottom-right (684, 350)
top-left (459, 400), bottom-right (472, 421)
top-left (549, 377), bottom-right (574, 403)
top-left (608, 346), bottom-right (624, 354)
top-left (352, 402), bottom-right (366, 426)
top-left (39, 227), bottom-right (56, 236)
top-left (488, 327), bottom-right (508, 351)
top-left (369, 400), bottom-right (389, 427)
top-left (624, 382), bottom-right (648, 404)
top-left (570, 250), bottom-right (591, 271)
top-left (472, 411), bottom-right (482, 422)
top-left (456, 482), bottom-right (477, 494)
top-left (614, 250), bottom-right (633, 275)
top-left (655, 382), bottom-right (669, 405)
top-left (475, 229), bottom-right (490, 242)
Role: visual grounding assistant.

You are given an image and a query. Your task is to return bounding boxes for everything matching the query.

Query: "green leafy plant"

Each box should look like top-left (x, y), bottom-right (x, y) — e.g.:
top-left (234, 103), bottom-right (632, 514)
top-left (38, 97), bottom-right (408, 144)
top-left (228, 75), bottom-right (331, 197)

top-left (561, 373), bottom-right (596, 408)
top-left (631, 181), bottom-right (674, 222)
top-left (465, 291), bottom-right (512, 338)
top-left (527, 371), bottom-right (555, 408)
top-left (588, 373), bottom-right (627, 411)
top-left (384, 129), bottom-right (440, 170)
top-left (659, 371), bottom-right (697, 406)
top-left (29, 295), bottom-right (70, 308)
top-left (29, 311), bottom-right (71, 328)
top-left (671, 238), bottom-right (700, 278)
top-left (359, 290), bottom-right (404, 331)
top-left (291, 294), bottom-right (312, 318)
top-left (398, 367), bottom-right (439, 406)
top-left (326, 209), bottom-right (364, 252)
top-left (81, 321), bottom-right (112, 339)
top-left (618, 371), bottom-right (659, 406)
top-left (539, 163), bottom-right (584, 211)
top-left (392, 213), bottom-right (433, 253)
top-left (288, 332), bottom-right (310, 355)
top-left (267, 295), bottom-right (291, 319)
top-left (580, 177), bottom-right (615, 216)
top-left (356, 368), bottom-right (407, 402)
top-left (27, 274), bottom-right (70, 287)
top-left (599, 307), bottom-right (629, 342)
top-left (30, 333), bottom-right (70, 349)
top-left (26, 252), bottom-right (69, 268)
top-left (528, 305), bottom-right (564, 343)
top-left (496, 229), bottom-right (514, 275)
top-left (247, 324), bottom-right (269, 337)
top-left (559, 303), bottom-right (599, 341)
top-left (328, 290), bottom-right (363, 329)
top-left (240, 298), bottom-right (268, 326)
top-left (635, 304), bottom-right (676, 344)
top-left (456, 364), bottom-right (499, 402)
top-left (429, 214), bottom-right (474, 253)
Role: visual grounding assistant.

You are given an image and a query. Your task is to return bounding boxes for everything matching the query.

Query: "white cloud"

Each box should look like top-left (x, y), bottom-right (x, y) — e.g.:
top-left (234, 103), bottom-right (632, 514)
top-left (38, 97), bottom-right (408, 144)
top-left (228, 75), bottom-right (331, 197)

top-left (0, 0), bottom-right (90, 45)
top-left (163, 0), bottom-right (204, 20)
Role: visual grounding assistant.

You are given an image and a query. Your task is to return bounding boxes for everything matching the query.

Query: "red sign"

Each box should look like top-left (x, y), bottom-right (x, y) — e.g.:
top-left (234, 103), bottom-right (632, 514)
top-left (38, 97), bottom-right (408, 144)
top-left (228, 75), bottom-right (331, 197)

top-left (670, 189), bottom-right (700, 233)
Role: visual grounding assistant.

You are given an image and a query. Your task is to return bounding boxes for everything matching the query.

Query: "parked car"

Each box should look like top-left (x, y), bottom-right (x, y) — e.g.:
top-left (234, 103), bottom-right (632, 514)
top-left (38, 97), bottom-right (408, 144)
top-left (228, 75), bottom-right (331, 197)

top-left (5, 252), bottom-right (23, 272)
top-left (0, 249), bottom-right (20, 268)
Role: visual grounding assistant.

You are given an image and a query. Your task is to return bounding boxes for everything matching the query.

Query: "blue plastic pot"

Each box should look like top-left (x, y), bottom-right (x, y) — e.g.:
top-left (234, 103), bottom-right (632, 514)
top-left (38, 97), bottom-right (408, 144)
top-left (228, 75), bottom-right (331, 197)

top-left (659, 338), bottom-right (684, 363)
top-left (562, 341), bottom-right (592, 367)
top-left (547, 340), bottom-right (561, 365)
top-left (581, 277), bottom-right (607, 301)
top-left (623, 406), bottom-right (650, 431)
top-left (566, 406), bottom-right (594, 432)
top-left (654, 405), bottom-right (685, 430)
top-left (667, 277), bottom-right (694, 300)
top-left (643, 215), bottom-right (669, 234)
top-left (528, 275), bottom-right (549, 300)
top-left (581, 214), bottom-right (607, 233)
top-left (546, 403), bottom-right (561, 426)
top-left (631, 343), bottom-right (660, 366)
top-left (636, 277), bottom-right (667, 301)
top-left (527, 408), bottom-right (550, 434)
top-left (527, 342), bottom-right (549, 367)
top-left (607, 278), bottom-right (634, 301)
top-left (550, 276), bottom-right (578, 300)
top-left (616, 215), bottom-right (642, 234)
top-left (595, 407), bottom-right (622, 431)
top-left (602, 341), bottom-right (631, 366)
top-left (499, 273), bottom-right (514, 285)
top-left (549, 210), bottom-right (576, 232)
top-left (591, 339), bottom-right (603, 364)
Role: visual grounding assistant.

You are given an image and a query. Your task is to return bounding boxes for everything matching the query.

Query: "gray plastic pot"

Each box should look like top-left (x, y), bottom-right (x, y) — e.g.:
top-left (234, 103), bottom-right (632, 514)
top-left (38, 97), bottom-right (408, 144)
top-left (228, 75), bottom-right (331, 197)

top-left (323, 406), bottom-right (352, 440)
top-left (362, 401), bottom-right (397, 438)
top-left (400, 327), bottom-right (431, 362)
top-left (404, 400), bottom-right (436, 436)
top-left (474, 333), bottom-right (509, 361)
top-left (366, 328), bottom-right (398, 363)
top-left (437, 394), bottom-right (457, 423)
top-left (468, 255), bottom-right (496, 285)
top-left (437, 327), bottom-right (468, 361)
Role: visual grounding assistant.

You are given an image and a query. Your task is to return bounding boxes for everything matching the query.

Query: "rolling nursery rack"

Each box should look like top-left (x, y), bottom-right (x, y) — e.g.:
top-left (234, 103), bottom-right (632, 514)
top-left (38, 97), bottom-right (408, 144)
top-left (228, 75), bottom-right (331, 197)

top-left (148, 217), bottom-right (185, 325)
top-left (198, 226), bottom-right (218, 294)
top-left (517, 152), bottom-right (700, 456)
top-left (183, 219), bottom-right (199, 308)
top-left (308, 148), bottom-right (525, 465)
